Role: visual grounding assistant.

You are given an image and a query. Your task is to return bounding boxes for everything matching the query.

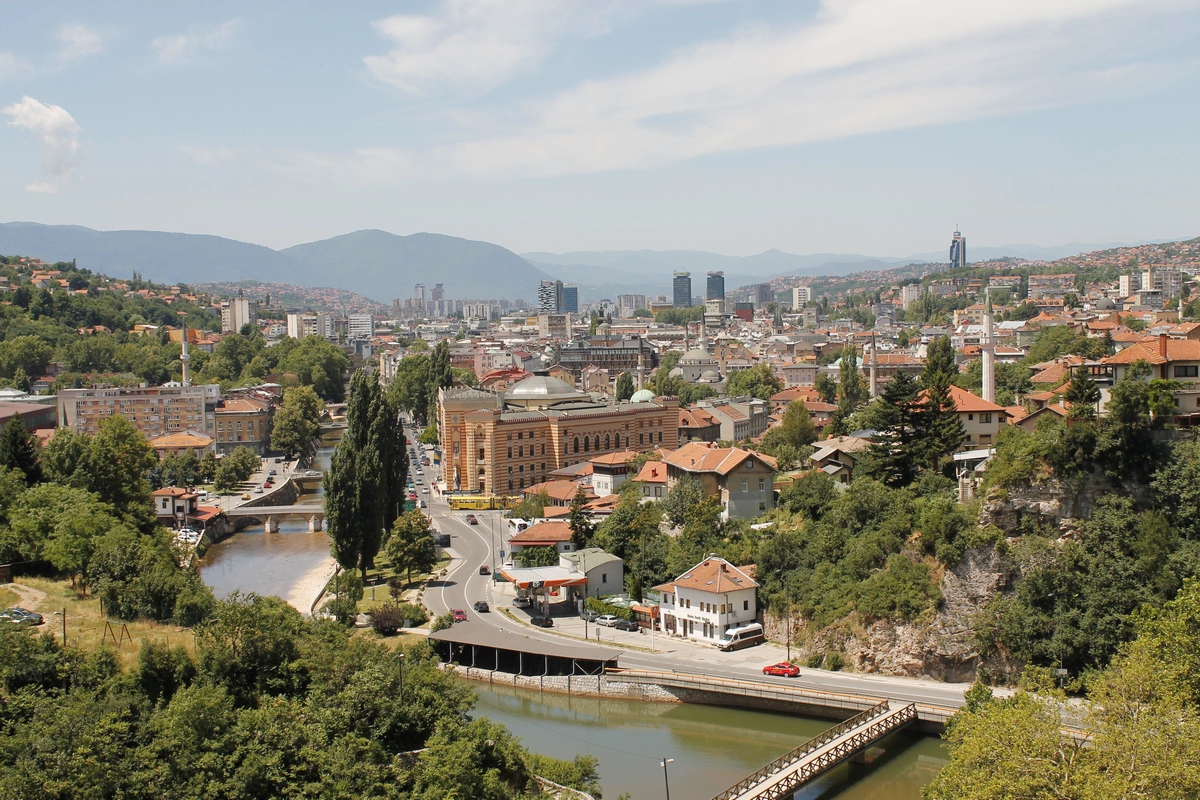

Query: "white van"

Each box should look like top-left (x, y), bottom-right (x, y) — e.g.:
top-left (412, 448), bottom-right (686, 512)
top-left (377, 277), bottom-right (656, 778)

top-left (717, 622), bottom-right (765, 651)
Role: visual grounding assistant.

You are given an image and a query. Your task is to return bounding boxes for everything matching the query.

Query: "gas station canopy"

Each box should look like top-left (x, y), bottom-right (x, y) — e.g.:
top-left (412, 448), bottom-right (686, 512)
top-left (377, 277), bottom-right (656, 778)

top-left (500, 565), bottom-right (589, 590)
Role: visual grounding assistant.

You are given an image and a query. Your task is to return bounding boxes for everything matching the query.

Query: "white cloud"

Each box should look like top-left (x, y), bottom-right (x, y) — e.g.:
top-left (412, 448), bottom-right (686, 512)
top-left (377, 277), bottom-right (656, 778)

top-left (364, 0), bottom-right (647, 95)
top-left (0, 52), bottom-right (33, 83)
top-left (2, 95), bottom-right (82, 193)
top-left (153, 19), bottom-right (240, 65)
top-left (264, 147), bottom-right (410, 188)
top-left (177, 145), bottom-right (240, 165)
top-left (445, 0), bottom-right (1193, 176)
top-left (57, 24), bottom-right (103, 61)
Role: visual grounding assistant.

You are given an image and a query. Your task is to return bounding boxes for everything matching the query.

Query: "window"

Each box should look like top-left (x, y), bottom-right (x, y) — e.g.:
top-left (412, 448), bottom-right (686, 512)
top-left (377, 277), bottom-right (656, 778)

top-left (968, 413), bottom-right (974, 421)
top-left (478, 448), bottom-right (485, 461)
top-left (639, 433), bottom-right (644, 445)
top-left (980, 413), bottom-right (992, 424)
top-left (745, 460), bottom-right (753, 469)
top-left (1176, 365), bottom-right (1199, 378)
top-left (507, 447), bottom-right (512, 458)
top-left (601, 573), bottom-right (607, 583)
top-left (743, 600), bottom-right (749, 611)
top-left (741, 480), bottom-right (748, 492)
top-left (583, 437), bottom-right (590, 452)
top-left (758, 479), bottom-right (766, 491)
top-left (573, 437), bottom-right (579, 453)
top-left (541, 444), bottom-right (545, 456)
top-left (759, 501), bottom-right (767, 511)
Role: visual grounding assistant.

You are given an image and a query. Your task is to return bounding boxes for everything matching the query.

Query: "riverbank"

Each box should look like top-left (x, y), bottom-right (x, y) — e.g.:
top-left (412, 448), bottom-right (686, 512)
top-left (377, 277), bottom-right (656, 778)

top-left (288, 555), bottom-right (337, 615)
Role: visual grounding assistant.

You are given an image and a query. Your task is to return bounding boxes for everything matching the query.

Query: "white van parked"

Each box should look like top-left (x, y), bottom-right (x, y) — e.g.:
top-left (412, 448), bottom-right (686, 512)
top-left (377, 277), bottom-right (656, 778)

top-left (717, 622), bottom-right (765, 651)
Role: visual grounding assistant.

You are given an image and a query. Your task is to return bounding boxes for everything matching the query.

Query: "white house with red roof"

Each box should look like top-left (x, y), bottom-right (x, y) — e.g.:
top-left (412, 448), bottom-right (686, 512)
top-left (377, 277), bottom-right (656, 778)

top-left (662, 441), bottom-right (777, 519)
top-left (653, 556), bottom-right (758, 642)
top-left (942, 385), bottom-right (1008, 450)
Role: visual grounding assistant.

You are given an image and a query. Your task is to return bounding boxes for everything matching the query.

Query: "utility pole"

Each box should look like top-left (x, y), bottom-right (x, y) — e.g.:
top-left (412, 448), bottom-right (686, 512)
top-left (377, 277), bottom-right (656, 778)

top-left (661, 757), bottom-right (674, 800)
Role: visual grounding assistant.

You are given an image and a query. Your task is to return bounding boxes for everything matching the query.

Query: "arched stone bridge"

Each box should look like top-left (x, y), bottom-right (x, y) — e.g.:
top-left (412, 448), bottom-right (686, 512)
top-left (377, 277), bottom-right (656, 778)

top-left (226, 503), bottom-right (325, 532)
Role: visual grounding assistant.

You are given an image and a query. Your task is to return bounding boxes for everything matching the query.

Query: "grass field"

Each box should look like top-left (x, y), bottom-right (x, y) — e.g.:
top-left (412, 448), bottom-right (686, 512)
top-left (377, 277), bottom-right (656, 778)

top-left (15, 578), bottom-right (196, 667)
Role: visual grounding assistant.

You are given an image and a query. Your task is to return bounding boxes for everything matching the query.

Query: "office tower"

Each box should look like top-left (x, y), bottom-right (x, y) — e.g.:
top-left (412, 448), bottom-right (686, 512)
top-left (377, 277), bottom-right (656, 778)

top-left (431, 283), bottom-right (445, 302)
top-left (791, 286), bottom-right (812, 309)
top-left (414, 284), bottom-right (427, 313)
top-left (537, 280), bottom-right (563, 313)
top-left (901, 283), bottom-right (922, 309)
top-left (562, 284), bottom-right (579, 313)
top-left (616, 294), bottom-right (647, 317)
top-left (347, 313), bottom-right (374, 338)
top-left (949, 228), bottom-right (967, 269)
top-left (755, 283), bottom-right (772, 309)
top-left (706, 271), bottom-right (725, 301)
top-left (673, 272), bottom-right (692, 308)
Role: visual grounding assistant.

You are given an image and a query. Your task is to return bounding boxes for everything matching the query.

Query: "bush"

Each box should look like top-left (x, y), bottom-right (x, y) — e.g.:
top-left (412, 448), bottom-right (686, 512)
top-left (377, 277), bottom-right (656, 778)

top-left (371, 603), bottom-right (405, 636)
top-left (585, 596), bottom-right (632, 620)
top-left (388, 577), bottom-right (404, 600)
top-left (430, 612), bottom-right (453, 632)
top-left (804, 653), bottom-right (825, 669)
top-left (394, 602), bottom-right (428, 627)
top-left (825, 652), bottom-right (846, 671)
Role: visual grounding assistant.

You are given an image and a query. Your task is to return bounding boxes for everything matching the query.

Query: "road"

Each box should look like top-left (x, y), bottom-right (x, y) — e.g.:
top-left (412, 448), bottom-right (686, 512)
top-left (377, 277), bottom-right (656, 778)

top-left (414, 475), bottom-right (969, 711)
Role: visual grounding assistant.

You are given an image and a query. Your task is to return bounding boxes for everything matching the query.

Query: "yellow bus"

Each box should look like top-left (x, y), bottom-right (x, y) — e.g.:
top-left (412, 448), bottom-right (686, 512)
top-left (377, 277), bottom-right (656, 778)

top-left (447, 495), bottom-right (519, 511)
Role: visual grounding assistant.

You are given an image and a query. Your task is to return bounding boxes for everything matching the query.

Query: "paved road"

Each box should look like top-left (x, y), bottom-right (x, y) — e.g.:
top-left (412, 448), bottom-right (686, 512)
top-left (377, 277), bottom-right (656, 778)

top-left (418, 485), bottom-right (970, 711)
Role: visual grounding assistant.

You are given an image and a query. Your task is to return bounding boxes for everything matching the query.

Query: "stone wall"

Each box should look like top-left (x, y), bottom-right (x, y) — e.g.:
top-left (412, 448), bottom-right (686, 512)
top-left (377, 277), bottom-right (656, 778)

top-left (443, 664), bottom-right (681, 703)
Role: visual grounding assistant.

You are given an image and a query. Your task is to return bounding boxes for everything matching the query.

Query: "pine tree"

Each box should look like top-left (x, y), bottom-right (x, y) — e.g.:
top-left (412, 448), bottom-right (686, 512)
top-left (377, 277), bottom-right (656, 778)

top-left (914, 337), bottom-right (964, 470)
top-left (1064, 366), bottom-right (1101, 418)
top-left (567, 488), bottom-right (595, 549)
top-left (0, 414), bottom-right (42, 484)
top-left (859, 372), bottom-right (921, 486)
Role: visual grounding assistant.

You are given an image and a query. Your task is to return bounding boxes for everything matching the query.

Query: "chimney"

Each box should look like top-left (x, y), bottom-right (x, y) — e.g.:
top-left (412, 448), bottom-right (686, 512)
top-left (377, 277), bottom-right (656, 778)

top-left (1159, 333), bottom-right (1169, 358)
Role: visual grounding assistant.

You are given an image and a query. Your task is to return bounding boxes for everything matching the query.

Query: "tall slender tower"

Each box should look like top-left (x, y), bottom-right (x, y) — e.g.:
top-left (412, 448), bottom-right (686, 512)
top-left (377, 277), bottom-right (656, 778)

top-left (981, 289), bottom-right (996, 404)
top-left (180, 332), bottom-right (192, 388)
top-left (637, 350), bottom-right (645, 390)
top-left (869, 332), bottom-right (879, 399)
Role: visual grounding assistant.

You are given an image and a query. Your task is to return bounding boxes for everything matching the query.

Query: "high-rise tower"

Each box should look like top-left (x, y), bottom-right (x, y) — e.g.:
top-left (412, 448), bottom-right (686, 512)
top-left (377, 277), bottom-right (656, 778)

top-left (706, 271), bottom-right (725, 301)
top-left (949, 228), bottom-right (967, 270)
top-left (673, 272), bottom-right (692, 309)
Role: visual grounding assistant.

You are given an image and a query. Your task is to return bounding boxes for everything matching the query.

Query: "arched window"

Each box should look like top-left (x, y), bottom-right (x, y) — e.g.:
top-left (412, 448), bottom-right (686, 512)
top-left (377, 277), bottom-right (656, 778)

top-left (604, 434), bottom-right (610, 450)
top-left (573, 437), bottom-right (579, 453)
top-left (594, 436), bottom-right (601, 452)
top-left (583, 437), bottom-right (590, 453)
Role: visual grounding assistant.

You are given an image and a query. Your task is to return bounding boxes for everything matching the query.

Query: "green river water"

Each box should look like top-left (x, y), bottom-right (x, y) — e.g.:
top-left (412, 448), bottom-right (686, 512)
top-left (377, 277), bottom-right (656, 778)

top-left (469, 681), bottom-right (948, 800)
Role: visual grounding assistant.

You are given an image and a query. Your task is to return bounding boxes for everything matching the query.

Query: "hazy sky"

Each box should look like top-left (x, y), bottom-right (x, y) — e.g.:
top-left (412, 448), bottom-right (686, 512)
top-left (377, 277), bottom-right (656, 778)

top-left (2, 1), bottom-right (1198, 257)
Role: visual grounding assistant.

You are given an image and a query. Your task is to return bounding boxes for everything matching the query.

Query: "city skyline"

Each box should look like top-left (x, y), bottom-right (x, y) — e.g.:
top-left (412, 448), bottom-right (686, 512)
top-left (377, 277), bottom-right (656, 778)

top-left (1, 2), bottom-right (1198, 259)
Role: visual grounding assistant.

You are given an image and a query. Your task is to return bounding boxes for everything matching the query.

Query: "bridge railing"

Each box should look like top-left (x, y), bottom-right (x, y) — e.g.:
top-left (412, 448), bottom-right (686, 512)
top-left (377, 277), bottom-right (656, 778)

top-left (709, 700), bottom-right (893, 800)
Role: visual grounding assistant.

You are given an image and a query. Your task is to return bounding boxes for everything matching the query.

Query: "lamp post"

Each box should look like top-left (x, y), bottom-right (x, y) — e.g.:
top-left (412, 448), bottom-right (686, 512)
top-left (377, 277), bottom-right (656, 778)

top-left (660, 757), bottom-right (674, 800)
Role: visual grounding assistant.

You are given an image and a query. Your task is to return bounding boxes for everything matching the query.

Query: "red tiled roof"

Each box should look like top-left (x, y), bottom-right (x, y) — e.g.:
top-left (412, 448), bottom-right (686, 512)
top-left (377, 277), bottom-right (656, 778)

top-left (673, 557), bottom-right (759, 593)
top-left (588, 450), bottom-right (638, 466)
top-left (1103, 336), bottom-right (1200, 366)
top-left (634, 461), bottom-right (667, 484)
top-left (509, 520), bottom-right (574, 544)
top-left (944, 385), bottom-right (1006, 414)
top-left (523, 481), bottom-right (596, 503)
top-left (662, 441), bottom-right (776, 475)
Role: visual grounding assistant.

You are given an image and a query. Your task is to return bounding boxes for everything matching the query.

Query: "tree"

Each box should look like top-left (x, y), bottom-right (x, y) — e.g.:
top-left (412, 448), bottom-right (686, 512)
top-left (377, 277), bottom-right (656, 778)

top-left (661, 476), bottom-right (705, 529)
top-left (81, 415), bottom-right (157, 523)
top-left (829, 345), bottom-right (867, 434)
top-left (198, 450), bottom-right (217, 482)
top-left (913, 337), bottom-right (964, 470)
top-left (1064, 366), bottom-right (1101, 417)
top-left (431, 339), bottom-right (452, 390)
top-left (269, 405), bottom-right (315, 459)
top-left (566, 488), bottom-right (595, 549)
top-left (858, 372), bottom-right (922, 487)
top-left (724, 363), bottom-right (783, 400)
top-left (510, 489), bottom-right (549, 520)
top-left (761, 401), bottom-right (818, 452)
top-left (615, 371), bottom-right (635, 401)
top-left (814, 373), bottom-right (838, 404)
top-left (384, 511), bottom-right (437, 584)
top-left (0, 415), bottom-right (42, 484)
top-left (42, 428), bottom-right (89, 485)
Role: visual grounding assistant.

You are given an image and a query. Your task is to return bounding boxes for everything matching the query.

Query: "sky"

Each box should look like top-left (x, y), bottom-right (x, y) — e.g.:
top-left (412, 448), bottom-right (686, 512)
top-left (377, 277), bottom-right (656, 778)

top-left (2, 0), bottom-right (1199, 258)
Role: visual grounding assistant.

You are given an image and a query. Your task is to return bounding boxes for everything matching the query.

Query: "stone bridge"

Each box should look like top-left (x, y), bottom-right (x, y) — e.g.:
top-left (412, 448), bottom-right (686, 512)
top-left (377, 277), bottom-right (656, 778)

top-left (225, 503), bottom-right (325, 532)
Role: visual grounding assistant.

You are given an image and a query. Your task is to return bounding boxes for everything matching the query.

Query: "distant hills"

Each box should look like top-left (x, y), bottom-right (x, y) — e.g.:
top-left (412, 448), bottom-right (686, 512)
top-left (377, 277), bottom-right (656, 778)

top-left (0, 220), bottom-right (1181, 305)
top-left (0, 222), bottom-right (552, 303)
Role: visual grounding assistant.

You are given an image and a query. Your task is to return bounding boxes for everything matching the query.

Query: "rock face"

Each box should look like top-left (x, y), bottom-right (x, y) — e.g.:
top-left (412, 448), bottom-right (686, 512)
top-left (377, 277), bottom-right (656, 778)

top-left (979, 475), bottom-right (1120, 535)
top-left (767, 548), bottom-right (1011, 681)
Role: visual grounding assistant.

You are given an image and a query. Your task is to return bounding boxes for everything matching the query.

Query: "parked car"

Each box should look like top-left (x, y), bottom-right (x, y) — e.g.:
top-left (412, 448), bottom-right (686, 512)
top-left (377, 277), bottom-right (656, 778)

top-left (614, 618), bottom-right (640, 632)
top-left (580, 609), bottom-right (600, 622)
top-left (466, 514), bottom-right (479, 525)
top-left (762, 662), bottom-right (801, 677)
top-left (479, 565), bottom-right (491, 575)
top-left (452, 609), bottom-right (468, 623)
top-left (529, 615), bottom-right (554, 628)
top-left (512, 596), bottom-right (531, 608)
top-left (473, 601), bottom-right (489, 613)
top-left (595, 615), bottom-right (620, 627)
top-left (1, 607), bottom-right (43, 627)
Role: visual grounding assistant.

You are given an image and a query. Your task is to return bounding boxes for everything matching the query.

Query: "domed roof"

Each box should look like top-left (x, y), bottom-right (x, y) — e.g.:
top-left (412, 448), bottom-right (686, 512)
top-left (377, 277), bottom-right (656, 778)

top-left (699, 369), bottom-right (721, 381)
top-left (506, 375), bottom-right (582, 400)
top-left (630, 389), bottom-right (655, 403)
top-left (679, 345), bottom-right (718, 365)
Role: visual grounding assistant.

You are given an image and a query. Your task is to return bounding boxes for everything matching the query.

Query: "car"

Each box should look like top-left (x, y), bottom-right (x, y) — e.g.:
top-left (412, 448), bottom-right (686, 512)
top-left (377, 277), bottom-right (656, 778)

top-left (512, 596), bottom-right (531, 608)
top-left (419, 500), bottom-right (427, 509)
top-left (580, 609), bottom-right (600, 622)
top-left (474, 601), bottom-right (490, 613)
top-left (466, 514), bottom-right (479, 525)
top-left (529, 615), bottom-right (554, 628)
top-left (614, 619), bottom-right (640, 632)
top-left (762, 662), bottom-right (801, 677)
top-left (268, 469), bottom-right (277, 476)
top-left (595, 615), bottom-right (620, 627)
top-left (1, 607), bottom-right (43, 627)
top-left (502, 560), bottom-right (514, 570)
top-left (421, 488), bottom-right (429, 494)
top-left (253, 487), bottom-right (264, 494)
top-left (241, 493), bottom-right (252, 500)
top-left (479, 565), bottom-right (491, 575)
top-left (451, 609), bottom-right (468, 622)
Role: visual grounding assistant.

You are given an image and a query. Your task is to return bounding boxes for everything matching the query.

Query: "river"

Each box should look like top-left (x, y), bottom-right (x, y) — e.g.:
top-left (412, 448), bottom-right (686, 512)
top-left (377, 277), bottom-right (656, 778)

top-left (471, 682), bottom-right (946, 799)
top-left (198, 441), bottom-right (336, 610)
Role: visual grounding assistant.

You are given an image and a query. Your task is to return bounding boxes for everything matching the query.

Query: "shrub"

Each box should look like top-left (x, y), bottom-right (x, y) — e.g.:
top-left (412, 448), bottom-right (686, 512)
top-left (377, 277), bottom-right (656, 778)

top-left (585, 596), bottom-right (632, 620)
top-left (804, 653), bottom-right (825, 669)
top-left (388, 577), bottom-right (404, 600)
top-left (430, 612), bottom-right (453, 632)
top-left (393, 602), bottom-right (428, 627)
top-left (825, 652), bottom-right (846, 671)
top-left (371, 604), bottom-right (405, 636)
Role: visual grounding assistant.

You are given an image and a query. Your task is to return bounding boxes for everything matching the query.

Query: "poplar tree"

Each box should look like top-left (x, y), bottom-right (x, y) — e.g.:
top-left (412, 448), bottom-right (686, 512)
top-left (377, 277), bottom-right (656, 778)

top-left (0, 414), bottom-right (42, 484)
top-left (615, 372), bottom-right (635, 401)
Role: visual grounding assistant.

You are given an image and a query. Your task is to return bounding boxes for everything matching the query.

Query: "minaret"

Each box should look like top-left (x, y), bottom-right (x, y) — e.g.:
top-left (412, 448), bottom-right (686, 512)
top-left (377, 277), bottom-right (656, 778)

top-left (180, 332), bottom-right (192, 388)
top-left (982, 289), bottom-right (996, 404)
top-left (637, 350), bottom-right (645, 390)
top-left (869, 333), bottom-right (879, 399)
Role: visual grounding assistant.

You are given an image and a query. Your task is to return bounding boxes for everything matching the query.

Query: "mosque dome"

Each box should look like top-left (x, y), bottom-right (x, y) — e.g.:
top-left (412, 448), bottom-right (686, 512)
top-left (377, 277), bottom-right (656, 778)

top-left (506, 375), bottom-right (582, 401)
top-left (630, 389), bottom-right (655, 403)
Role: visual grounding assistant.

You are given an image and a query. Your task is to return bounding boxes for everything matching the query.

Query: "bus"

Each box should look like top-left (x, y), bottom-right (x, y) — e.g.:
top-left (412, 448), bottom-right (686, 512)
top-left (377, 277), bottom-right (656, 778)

top-left (717, 622), bottom-right (765, 651)
top-left (447, 495), bottom-right (520, 511)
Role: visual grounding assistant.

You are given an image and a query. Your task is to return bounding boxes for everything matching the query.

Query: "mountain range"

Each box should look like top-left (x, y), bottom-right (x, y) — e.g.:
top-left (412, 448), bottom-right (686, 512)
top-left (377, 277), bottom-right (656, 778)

top-left (0, 221), bottom-right (1173, 305)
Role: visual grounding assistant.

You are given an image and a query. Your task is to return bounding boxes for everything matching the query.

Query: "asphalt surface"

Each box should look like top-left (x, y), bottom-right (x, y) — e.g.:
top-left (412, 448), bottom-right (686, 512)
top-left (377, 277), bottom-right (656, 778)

top-left (409, 423), bottom-right (969, 710)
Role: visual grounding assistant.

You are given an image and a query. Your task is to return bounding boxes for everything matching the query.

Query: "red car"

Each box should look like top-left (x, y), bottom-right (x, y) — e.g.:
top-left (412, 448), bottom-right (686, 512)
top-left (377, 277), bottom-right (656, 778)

top-left (452, 609), bottom-right (468, 623)
top-left (762, 662), bottom-right (800, 677)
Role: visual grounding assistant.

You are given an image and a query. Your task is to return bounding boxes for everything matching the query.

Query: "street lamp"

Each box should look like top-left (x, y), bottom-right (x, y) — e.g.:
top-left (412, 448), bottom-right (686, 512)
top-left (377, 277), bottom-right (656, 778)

top-left (660, 757), bottom-right (674, 800)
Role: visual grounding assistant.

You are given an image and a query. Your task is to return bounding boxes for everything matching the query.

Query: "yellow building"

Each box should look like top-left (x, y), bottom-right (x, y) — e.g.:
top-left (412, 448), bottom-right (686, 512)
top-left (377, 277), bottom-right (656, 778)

top-left (437, 376), bottom-right (679, 496)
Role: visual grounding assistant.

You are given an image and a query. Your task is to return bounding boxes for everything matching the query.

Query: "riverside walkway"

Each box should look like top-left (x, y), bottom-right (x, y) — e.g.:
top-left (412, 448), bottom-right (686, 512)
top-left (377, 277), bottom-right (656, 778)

top-left (710, 700), bottom-right (918, 800)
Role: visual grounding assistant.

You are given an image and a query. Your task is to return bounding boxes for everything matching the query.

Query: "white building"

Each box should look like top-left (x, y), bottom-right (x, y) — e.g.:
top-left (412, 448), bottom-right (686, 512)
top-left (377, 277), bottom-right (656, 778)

top-left (791, 286), bottom-right (812, 309)
top-left (901, 283), bottom-right (922, 309)
top-left (220, 297), bottom-right (256, 334)
top-left (654, 556), bottom-right (758, 642)
top-left (347, 313), bottom-right (374, 338)
top-left (286, 312), bottom-right (331, 340)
